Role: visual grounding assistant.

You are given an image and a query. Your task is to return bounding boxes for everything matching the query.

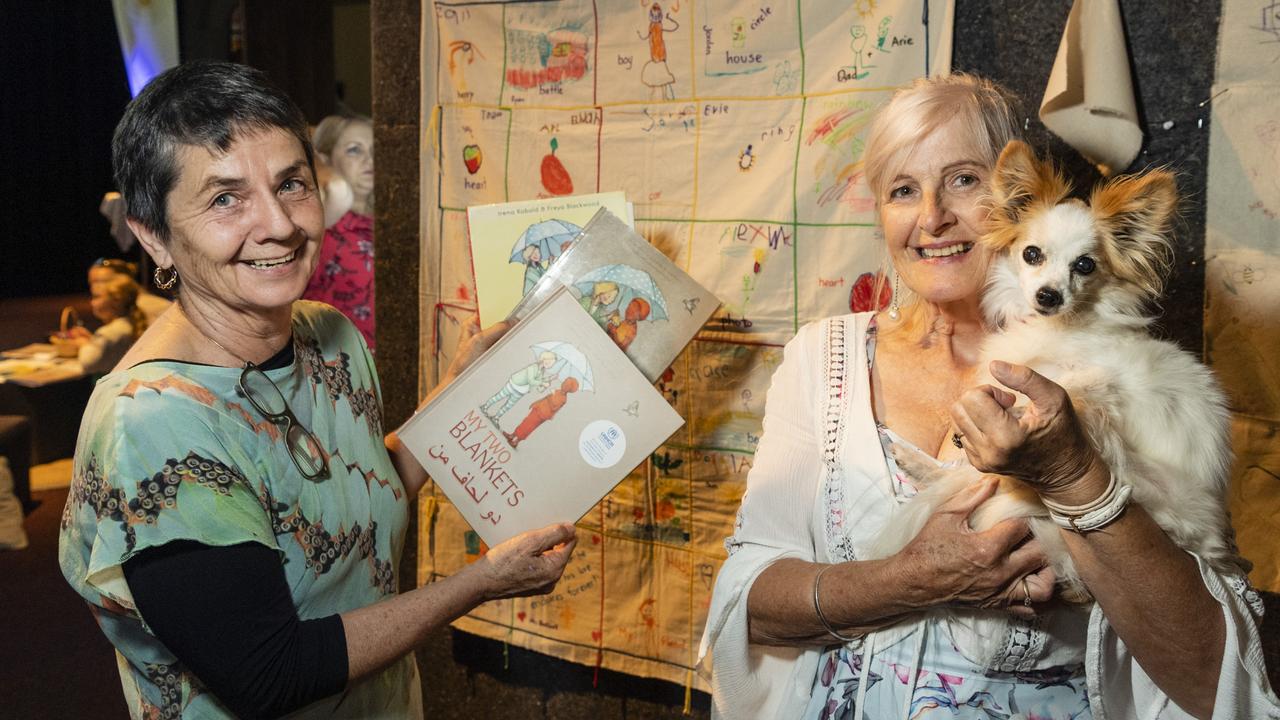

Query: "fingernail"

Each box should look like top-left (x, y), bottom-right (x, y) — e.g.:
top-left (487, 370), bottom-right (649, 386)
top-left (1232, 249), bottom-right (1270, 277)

top-left (991, 360), bottom-right (1009, 373)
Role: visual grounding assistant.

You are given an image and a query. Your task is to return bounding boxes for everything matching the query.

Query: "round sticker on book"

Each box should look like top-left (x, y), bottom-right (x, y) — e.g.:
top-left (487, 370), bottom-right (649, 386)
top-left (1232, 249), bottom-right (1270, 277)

top-left (579, 420), bottom-right (627, 469)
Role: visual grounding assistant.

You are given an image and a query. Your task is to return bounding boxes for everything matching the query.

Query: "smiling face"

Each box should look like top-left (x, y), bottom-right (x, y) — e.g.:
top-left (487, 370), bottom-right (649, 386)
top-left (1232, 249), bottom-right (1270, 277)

top-left (879, 118), bottom-right (994, 309)
top-left (331, 120), bottom-right (374, 203)
top-left (135, 127), bottom-right (323, 319)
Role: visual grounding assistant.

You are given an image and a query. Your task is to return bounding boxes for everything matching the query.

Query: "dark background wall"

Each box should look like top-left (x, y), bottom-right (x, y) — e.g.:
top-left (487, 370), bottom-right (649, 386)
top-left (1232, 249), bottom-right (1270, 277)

top-left (0, 0), bottom-right (361, 301)
top-left (0, 3), bottom-right (133, 300)
top-left (375, 1), bottom-right (1277, 716)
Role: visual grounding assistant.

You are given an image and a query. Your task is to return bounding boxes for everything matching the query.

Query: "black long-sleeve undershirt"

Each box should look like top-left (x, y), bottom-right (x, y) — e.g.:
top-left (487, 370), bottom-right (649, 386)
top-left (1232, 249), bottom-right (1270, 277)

top-left (123, 540), bottom-right (349, 719)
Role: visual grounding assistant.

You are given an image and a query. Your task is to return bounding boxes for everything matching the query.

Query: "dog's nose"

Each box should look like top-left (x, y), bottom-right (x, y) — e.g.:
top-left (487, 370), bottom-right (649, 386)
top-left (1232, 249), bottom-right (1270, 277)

top-left (1036, 287), bottom-right (1063, 308)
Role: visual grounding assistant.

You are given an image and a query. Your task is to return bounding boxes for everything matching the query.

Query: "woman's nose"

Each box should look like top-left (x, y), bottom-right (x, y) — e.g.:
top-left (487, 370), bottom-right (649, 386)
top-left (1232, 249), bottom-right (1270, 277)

top-left (918, 191), bottom-right (955, 236)
top-left (258, 193), bottom-right (298, 240)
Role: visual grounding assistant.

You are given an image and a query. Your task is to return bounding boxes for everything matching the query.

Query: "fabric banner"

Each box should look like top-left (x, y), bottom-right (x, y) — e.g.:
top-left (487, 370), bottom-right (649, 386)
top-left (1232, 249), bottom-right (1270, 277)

top-left (1204, 0), bottom-right (1280, 592)
top-left (418, 0), bottom-right (954, 689)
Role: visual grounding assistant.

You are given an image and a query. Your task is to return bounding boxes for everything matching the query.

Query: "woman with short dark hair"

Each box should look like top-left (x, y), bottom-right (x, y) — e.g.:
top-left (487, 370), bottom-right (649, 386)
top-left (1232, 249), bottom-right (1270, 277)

top-left (60, 61), bottom-right (576, 719)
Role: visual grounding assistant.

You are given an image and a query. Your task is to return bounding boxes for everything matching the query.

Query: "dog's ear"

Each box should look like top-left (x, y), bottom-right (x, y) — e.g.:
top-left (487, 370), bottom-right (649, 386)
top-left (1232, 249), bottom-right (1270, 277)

top-left (985, 141), bottom-right (1072, 249)
top-left (1091, 169), bottom-right (1178, 298)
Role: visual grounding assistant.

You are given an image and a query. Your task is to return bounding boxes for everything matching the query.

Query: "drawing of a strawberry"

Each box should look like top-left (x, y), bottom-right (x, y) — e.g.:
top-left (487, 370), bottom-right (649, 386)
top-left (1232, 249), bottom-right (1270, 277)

top-left (540, 137), bottom-right (573, 195)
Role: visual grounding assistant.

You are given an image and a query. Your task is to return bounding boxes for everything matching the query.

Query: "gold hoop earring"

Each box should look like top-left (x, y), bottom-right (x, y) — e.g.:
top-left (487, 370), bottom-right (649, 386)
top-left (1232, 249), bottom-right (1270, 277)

top-left (886, 271), bottom-right (901, 321)
top-left (154, 266), bottom-right (178, 291)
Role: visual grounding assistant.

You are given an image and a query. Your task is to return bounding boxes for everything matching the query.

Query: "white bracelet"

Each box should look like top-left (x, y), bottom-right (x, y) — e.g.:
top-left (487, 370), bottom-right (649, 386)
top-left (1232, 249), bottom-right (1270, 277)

top-left (1042, 472), bottom-right (1116, 515)
top-left (1043, 473), bottom-right (1133, 532)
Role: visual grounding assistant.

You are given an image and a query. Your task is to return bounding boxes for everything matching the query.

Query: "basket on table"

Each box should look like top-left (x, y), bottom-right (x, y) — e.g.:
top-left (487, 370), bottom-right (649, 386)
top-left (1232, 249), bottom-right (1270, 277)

top-left (49, 307), bottom-right (82, 358)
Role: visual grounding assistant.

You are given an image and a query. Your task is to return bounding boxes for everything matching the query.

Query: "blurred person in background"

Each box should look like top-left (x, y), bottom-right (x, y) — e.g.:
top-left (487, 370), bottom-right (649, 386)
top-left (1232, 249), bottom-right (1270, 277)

top-left (59, 273), bottom-right (147, 375)
top-left (89, 257), bottom-right (171, 324)
top-left (303, 114), bottom-right (376, 350)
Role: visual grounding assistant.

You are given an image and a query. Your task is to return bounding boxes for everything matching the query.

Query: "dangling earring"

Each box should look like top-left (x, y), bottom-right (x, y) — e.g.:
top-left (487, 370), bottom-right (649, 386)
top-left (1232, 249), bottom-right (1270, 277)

top-left (886, 271), bottom-right (901, 321)
top-left (154, 265), bottom-right (178, 291)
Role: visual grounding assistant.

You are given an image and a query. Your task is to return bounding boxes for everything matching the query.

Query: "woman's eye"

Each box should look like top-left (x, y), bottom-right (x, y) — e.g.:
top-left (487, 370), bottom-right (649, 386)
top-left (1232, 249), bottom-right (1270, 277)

top-left (1022, 246), bottom-right (1043, 265)
top-left (1073, 256), bottom-right (1096, 275)
top-left (889, 186), bottom-right (914, 199)
top-left (212, 193), bottom-right (234, 208)
top-left (281, 178), bottom-right (306, 193)
top-left (954, 173), bottom-right (979, 187)
top-left (345, 144), bottom-right (364, 156)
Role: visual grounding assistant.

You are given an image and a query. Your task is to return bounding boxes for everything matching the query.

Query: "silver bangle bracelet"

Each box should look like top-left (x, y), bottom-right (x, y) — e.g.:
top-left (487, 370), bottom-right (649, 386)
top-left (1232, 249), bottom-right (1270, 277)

top-left (813, 564), bottom-right (857, 643)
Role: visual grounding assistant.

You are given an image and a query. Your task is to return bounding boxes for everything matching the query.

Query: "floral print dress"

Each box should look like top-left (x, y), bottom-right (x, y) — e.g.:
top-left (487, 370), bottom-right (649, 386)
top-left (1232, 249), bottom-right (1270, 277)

top-left (304, 210), bottom-right (375, 351)
top-left (802, 321), bottom-right (1092, 720)
top-left (58, 302), bottom-right (418, 719)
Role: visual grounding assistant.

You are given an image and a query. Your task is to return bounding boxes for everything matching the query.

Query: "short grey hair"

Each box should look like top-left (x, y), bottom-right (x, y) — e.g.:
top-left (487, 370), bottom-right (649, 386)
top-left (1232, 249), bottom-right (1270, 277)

top-left (112, 60), bottom-right (315, 241)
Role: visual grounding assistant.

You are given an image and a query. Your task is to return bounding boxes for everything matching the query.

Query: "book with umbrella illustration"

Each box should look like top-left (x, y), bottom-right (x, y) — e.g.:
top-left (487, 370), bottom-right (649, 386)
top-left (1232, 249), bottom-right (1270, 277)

top-left (512, 207), bottom-right (720, 381)
top-left (571, 264), bottom-right (668, 352)
top-left (467, 191), bottom-right (632, 326)
top-left (510, 219), bottom-right (582, 296)
top-left (396, 285), bottom-right (683, 547)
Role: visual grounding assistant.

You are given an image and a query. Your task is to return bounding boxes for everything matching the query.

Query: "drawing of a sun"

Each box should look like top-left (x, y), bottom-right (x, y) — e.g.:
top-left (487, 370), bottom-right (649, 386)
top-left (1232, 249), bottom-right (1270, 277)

top-left (854, 0), bottom-right (877, 19)
top-left (738, 144), bottom-right (755, 171)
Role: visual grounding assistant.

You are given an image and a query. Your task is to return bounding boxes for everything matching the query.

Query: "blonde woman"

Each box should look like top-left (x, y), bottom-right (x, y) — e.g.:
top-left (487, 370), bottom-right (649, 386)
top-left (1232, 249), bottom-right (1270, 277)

top-left (303, 114), bottom-right (376, 349)
top-left (700, 74), bottom-right (1275, 719)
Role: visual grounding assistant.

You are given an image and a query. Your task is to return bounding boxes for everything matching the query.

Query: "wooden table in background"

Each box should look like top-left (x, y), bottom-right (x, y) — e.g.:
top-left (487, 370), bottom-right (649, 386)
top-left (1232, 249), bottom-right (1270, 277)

top-left (0, 344), bottom-right (92, 463)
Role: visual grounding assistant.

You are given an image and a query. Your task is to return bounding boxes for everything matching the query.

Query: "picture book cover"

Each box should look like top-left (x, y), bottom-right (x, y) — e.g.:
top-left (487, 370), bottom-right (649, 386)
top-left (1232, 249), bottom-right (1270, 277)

top-left (396, 285), bottom-right (684, 547)
top-left (467, 191), bottom-right (632, 327)
top-left (510, 207), bottom-right (721, 382)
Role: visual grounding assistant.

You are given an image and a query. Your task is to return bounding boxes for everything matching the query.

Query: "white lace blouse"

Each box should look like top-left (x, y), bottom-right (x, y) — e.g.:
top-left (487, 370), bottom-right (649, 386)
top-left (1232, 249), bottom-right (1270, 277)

top-left (697, 312), bottom-right (1278, 719)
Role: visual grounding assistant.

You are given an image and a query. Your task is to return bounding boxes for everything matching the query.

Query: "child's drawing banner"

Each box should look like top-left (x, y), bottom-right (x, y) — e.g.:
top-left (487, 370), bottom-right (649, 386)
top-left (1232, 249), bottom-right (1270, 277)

top-left (1205, 0), bottom-right (1280, 593)
top-left (420, 0), bottom-right (954, 689)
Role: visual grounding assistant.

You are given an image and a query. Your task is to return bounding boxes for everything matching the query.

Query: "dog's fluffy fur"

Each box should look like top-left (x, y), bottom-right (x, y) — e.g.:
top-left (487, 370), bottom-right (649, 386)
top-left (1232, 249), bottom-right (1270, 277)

top-left (869, 142), bottom-right (1244, 615)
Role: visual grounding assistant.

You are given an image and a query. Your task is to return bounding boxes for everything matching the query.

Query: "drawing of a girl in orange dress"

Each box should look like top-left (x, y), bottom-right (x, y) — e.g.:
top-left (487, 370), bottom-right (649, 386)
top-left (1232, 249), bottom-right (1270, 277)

top-left (504, 377), bottom-right (580, 448)
top-left (638, 1), bottom-right (679, 100)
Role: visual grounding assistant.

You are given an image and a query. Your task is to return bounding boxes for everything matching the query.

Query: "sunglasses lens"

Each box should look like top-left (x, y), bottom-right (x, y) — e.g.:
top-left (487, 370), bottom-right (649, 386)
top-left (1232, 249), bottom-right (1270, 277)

top-left (241, 367), bottom-right (288, 416)
top-left (287, 423), bottom-right (328, 479)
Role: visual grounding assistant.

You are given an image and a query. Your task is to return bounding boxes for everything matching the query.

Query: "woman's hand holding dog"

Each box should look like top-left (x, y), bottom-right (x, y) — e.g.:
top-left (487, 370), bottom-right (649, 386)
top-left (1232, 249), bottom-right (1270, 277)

top-left (950, 360), bottom-right (1112, 508)
top-left (895, 478), bottom-right (1056, 617)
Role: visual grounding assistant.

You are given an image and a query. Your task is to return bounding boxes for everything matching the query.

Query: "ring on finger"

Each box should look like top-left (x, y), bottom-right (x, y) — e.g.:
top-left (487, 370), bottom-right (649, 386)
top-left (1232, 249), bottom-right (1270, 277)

top-left (951, 432), bottom-right (964, 449)
top-left (1020, 576), bottom-right (1032, 607)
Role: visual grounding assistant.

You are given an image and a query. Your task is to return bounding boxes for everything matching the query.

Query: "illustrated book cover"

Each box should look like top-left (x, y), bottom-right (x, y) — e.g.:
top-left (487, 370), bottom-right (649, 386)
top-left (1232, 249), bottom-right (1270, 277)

top-left (396, 285), bottom-right (684, 547)
top-left (467, 191), bottom-right (632, 327)
top-left (510, 207), bottom-right (720, 382)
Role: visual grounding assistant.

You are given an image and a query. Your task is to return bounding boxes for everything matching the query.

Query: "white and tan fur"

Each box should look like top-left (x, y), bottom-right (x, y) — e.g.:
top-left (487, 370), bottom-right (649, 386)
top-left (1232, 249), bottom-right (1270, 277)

top-left (870, 141), bottom-right (1244, 607)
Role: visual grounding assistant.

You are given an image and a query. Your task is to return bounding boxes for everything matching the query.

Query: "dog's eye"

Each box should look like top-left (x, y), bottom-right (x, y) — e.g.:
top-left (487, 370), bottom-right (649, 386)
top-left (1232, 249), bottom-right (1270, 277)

top-left (1072, 256), bottom-right (1096, 275)
top-left (1022, 246), bottom-right (1044, 265)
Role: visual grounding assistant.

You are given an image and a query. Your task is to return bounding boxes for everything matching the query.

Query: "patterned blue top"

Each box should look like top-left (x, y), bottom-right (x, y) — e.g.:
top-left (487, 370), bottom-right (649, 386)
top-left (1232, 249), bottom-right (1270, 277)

top-left (58, 301), bottom-right (420, 719)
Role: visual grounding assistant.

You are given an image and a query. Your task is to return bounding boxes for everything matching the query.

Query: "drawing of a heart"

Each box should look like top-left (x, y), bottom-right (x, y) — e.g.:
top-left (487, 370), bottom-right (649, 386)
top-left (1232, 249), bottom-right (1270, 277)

top-left (463, 144), bottom-right (482, 174)
top-left (591, 630), bottom-right (602, 641)
top-left (517, 611), bottom-right (527, 622)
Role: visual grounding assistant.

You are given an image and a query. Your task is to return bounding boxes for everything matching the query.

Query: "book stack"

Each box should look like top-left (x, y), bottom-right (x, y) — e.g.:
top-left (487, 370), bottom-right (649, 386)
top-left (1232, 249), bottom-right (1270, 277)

top-left (398, 202), bottom-right (719, 546)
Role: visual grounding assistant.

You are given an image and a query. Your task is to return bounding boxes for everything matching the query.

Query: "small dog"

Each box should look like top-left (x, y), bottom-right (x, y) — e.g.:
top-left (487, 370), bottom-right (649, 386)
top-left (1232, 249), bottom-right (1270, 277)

top-left (871, 141), bottom-right (1244, 608)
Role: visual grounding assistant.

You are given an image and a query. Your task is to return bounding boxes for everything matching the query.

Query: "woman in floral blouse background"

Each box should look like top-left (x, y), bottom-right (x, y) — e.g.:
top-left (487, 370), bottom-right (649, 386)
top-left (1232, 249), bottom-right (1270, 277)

top-left (305, 114), bottom-right (376, 350)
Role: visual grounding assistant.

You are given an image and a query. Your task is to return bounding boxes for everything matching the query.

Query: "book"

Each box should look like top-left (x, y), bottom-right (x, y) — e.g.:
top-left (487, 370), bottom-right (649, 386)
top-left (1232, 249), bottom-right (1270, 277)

top-left (397, 285), bottom-right (684, 547)
top-left (510, 207), bottom-right (720, 382)
top-left (467, 191), bottom-right (633, 327)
